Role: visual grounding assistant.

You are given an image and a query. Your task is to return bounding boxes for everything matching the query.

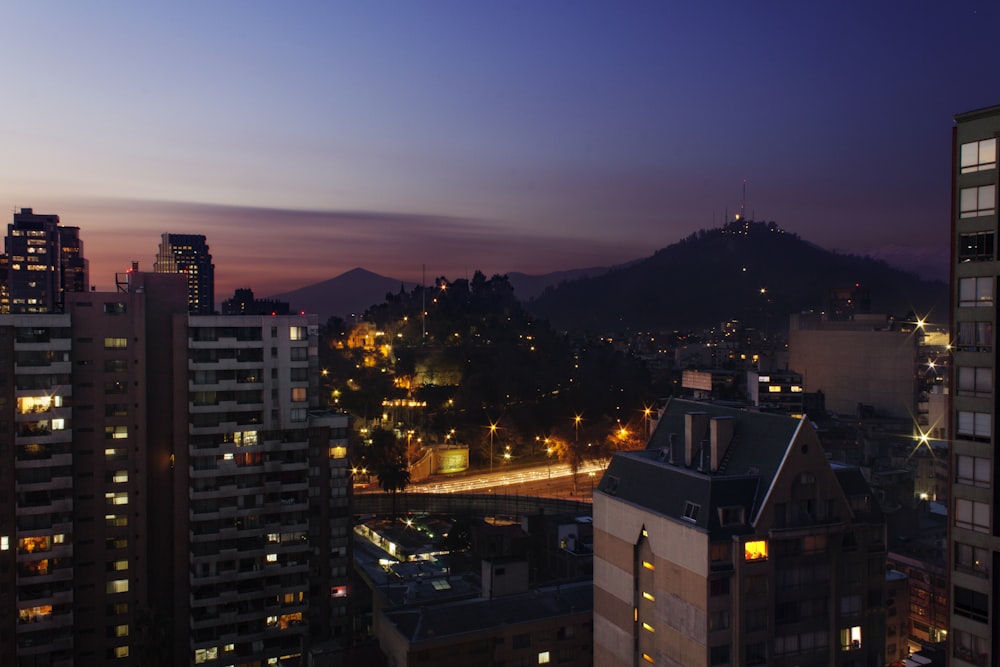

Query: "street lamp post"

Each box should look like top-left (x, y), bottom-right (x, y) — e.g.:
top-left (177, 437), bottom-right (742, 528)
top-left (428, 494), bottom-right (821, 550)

top-left (489, 422), bottom-right (498, 475)
top-left (574, 414), bottom-right (581, 444)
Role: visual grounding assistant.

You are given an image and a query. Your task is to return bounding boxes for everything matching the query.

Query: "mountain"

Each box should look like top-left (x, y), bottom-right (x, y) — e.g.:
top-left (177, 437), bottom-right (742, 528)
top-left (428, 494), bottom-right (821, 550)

top-left (526, 221), bottom-right (949, 332)
top-left (268, 268), bottom-right (417, 322)
top-left (506, 266), bottom-right (617, 301)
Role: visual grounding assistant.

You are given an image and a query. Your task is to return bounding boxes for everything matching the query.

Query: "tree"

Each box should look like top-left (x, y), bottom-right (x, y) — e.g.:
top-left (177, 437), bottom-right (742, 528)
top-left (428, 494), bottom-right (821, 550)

top-left (368, 428), bottom-right (410, 521)
top-left (376, 457), bottom-right (411, 522)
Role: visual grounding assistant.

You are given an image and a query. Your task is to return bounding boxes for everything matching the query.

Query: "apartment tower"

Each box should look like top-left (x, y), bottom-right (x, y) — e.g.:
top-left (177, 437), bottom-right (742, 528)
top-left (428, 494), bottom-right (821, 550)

top-left (4, 208), bottom-right (89, 314)
top-left (950, 104), bottom-right (1000, 666)
top-left (0, 269), bottom-right (351, 666)
top-left (593, 399), bottom-right (887, 667)
top-left (154, 233), bottom-right (215, 315)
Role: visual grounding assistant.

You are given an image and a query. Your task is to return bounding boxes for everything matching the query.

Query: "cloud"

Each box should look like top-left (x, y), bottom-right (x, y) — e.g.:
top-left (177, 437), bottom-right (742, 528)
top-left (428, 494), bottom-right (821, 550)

top-left (58, 197), bottom-right (648, 297)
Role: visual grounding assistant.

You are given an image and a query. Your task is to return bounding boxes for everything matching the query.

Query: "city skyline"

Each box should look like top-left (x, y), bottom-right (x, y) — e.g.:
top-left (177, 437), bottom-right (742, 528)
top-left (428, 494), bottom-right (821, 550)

top-left (3, 3), bottom-right (998, 295)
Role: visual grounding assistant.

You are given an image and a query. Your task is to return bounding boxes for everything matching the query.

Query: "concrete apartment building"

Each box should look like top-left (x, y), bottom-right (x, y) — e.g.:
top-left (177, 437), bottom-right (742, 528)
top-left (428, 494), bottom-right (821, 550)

top-left (3, 207), bottom-right (88, 314)
top-left (0, 268), bottom-right (351, 666)
top-left (950, 104), bottom-right (1000, 667)
top-left (593, 399), bottom-right (886, 667)
top-left (788, 312), bottom-right (922, 419)
top-left (154, 233), bottom-right (216, 314)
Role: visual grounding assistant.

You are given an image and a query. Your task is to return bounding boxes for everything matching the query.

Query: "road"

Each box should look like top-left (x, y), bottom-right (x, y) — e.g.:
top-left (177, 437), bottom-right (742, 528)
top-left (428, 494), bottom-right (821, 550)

top-left (358, 460), bottom-right (608, 499)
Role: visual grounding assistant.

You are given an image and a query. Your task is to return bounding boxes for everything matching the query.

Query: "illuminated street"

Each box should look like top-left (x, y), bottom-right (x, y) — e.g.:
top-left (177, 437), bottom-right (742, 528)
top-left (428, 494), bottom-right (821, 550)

top-left (359, 460), bottom-right (607, 497)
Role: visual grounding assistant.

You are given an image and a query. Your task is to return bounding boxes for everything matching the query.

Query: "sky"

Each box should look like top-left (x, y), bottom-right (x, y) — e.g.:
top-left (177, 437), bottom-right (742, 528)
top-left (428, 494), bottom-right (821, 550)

top-left (1, 2), bottom-right (997, 297)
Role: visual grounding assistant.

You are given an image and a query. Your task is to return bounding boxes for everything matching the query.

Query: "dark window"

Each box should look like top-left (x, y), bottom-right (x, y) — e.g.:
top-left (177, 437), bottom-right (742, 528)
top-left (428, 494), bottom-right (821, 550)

top-left (959, 231), bottom-right (995, 262)
top-left (954, 585), bottom-right (989, 623)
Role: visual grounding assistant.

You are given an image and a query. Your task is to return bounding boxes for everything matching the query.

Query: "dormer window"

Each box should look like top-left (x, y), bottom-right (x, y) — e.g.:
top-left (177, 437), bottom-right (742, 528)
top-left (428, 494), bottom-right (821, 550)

top-left (719, 506), bottom-right (745, 526)
top-left (683, 502), bottom-right (700, 522)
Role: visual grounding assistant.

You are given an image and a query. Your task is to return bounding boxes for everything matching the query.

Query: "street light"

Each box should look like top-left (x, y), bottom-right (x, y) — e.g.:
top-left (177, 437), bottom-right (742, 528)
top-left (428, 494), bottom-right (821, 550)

top-left (488, 421), bottom-right (498, 474)
top-left (588, 471), bottom-right (596, 495)
top-left (574, 414), bottom-right (582, 444)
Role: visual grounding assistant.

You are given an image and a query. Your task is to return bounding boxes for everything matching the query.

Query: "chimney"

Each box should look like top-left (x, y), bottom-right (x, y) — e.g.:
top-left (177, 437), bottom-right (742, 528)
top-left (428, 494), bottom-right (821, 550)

top-left (698, 439), bottom-right (710, 472)
top-left (710, 416), bottom-right (734, 473)
top-left (684, 412), bottom-right (709, 467)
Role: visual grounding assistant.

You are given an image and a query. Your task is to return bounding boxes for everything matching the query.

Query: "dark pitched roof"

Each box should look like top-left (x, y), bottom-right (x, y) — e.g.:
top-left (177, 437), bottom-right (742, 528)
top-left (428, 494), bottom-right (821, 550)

top-left (598, 399), bottom-right (802, 538)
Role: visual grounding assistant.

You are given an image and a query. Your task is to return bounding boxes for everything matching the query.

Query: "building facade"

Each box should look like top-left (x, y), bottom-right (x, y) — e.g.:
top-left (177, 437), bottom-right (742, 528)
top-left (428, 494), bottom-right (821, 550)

top-left (950, 104), bottom-right (1000, 667)
top-left (4, 208), bottom-right (89, 314)
top-left (593, 399), bottom-right (887, 667)
top-left (154, 233), bottom-right (215, 314)
top-left (0, 271), bottom-right (351, 666)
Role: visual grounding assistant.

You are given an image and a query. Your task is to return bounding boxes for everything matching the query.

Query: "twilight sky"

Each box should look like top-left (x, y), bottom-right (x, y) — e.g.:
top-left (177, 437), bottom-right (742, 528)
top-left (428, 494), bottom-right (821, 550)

top-left (1, 2), bottom-right (997, 297)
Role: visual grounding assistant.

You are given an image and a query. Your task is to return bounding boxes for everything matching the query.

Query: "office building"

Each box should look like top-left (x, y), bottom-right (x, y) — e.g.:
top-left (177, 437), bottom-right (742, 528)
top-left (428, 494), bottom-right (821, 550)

top-left (4, 208), bottom-right (89, 314)
top-left (0, 269), bottom-right (351, 666)
top-left (593, 399), bottom-right (886, 667)
top-left (154, 233), bottom-right (215, 314)
top-left (950, 104), bottom-right (1000, 667)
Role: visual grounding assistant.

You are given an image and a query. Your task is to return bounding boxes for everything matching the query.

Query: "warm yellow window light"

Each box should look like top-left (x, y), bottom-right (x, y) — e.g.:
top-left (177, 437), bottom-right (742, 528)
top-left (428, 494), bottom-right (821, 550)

top-left (744, 539), bottom-right (768, 561)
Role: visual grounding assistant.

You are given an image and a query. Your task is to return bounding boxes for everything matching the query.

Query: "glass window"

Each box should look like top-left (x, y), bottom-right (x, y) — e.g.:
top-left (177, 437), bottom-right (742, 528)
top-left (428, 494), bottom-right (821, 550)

top-left (956, 498), bottom-right (990, 533)
top-left (291, 387), bottom-right (307, 402)
top-left (957, 411), bottom-right (992, 441)
top-left (961, 184), bottom-right (996, 218)
top-left (744, 540), bottom-right (768, 561)
top-left (955, 542), bottom-right (989, 576)
top-left (960, 232), bottom-right (995, 262)
top-left (962, 138), bottom-right (997, 173)
top-left (958, 366), bottom-right (992, 397)
top-left (289, 326), bottom-right (307, 341)
top-left (958, 321), bottom-right (993, 351)
top-left (103, 337), bottom-right (128, 350)
top-left (959, 276), bottom-right (994, 307)
top-left (954, 585), bottom-right (989, 623)
top-left (839, 626), bottom-right (862, 651)
top-left (957, 455), bottom-right (991, 488)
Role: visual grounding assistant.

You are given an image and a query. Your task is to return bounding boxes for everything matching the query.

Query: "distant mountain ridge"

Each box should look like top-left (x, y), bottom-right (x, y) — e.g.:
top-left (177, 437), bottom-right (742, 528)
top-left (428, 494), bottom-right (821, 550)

top-left (526, 221), bottom-right (949, 332)
top-left (267, 222), bottom-right (948, 331)
top-left (267, 268), bottom-right (418, 321)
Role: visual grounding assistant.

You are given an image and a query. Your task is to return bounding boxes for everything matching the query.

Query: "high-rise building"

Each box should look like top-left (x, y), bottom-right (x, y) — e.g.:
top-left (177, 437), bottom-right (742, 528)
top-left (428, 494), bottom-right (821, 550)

top-left (593, 399), bottom-right (887, 666)
top-left (0, 269), bottom-right (351, 666)
top-left (3, 208), bottom-right (89, 314)
top-left (154, 233), bottom-right (215, 314)
top-left (950, 104), bottom-right (1000, 667)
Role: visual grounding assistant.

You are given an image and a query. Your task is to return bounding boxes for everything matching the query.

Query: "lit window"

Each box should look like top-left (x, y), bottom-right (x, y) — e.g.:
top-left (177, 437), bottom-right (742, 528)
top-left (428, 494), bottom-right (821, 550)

top-left (112, 559), bottom-right (128, 571)
top-left (839, 625), bottom-right (862, 651)
top-left (642, 654), bottom-right (655, 664)
top-left (107, 579), bottom-right (129, 594)
top-left (329, 446), bottom-right (347, 459)
top-left (642, 622), bottom-right (655, 633)
top-left (331, 585), bottom-right (348, 598)
top-left (961, 138), bottom-right (997, 173)
top-left (112, 470), bottom-right (128, 484)
top-left (115, 624), bottom-right (129, 637)
top-left (960, 184), bottom-right (996, 218)
top-left (768, 385), bottom-right (782, 393)
top-left (105, 425), bottom-right (128, 440)
top-left (105, 492), bottom-right (129, 506)
top-left (289, 326), bottom-right (307, 341)
top-left (642, 560), bottom-right (655, 571)
top-left (291, 387), bottom-right (307, 402)
top-left (266, 553), bottom-right (278, 562)
top-left (538, 651), bottom-right (551, 665)
top-left (744, 540), bottom-right (768, 561)
top-left (642, 591), bottom-right (654, 602)
top-left (103, 337), bottom-right (128, 350)
top-left (0, 536), bottom-right (8, 551)
top-left (959, 231), bottom-right (995, 262)
top-left (790, 385), bottom-right (802, 393)
top-left (959, 276), bottom-right (994, 307)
